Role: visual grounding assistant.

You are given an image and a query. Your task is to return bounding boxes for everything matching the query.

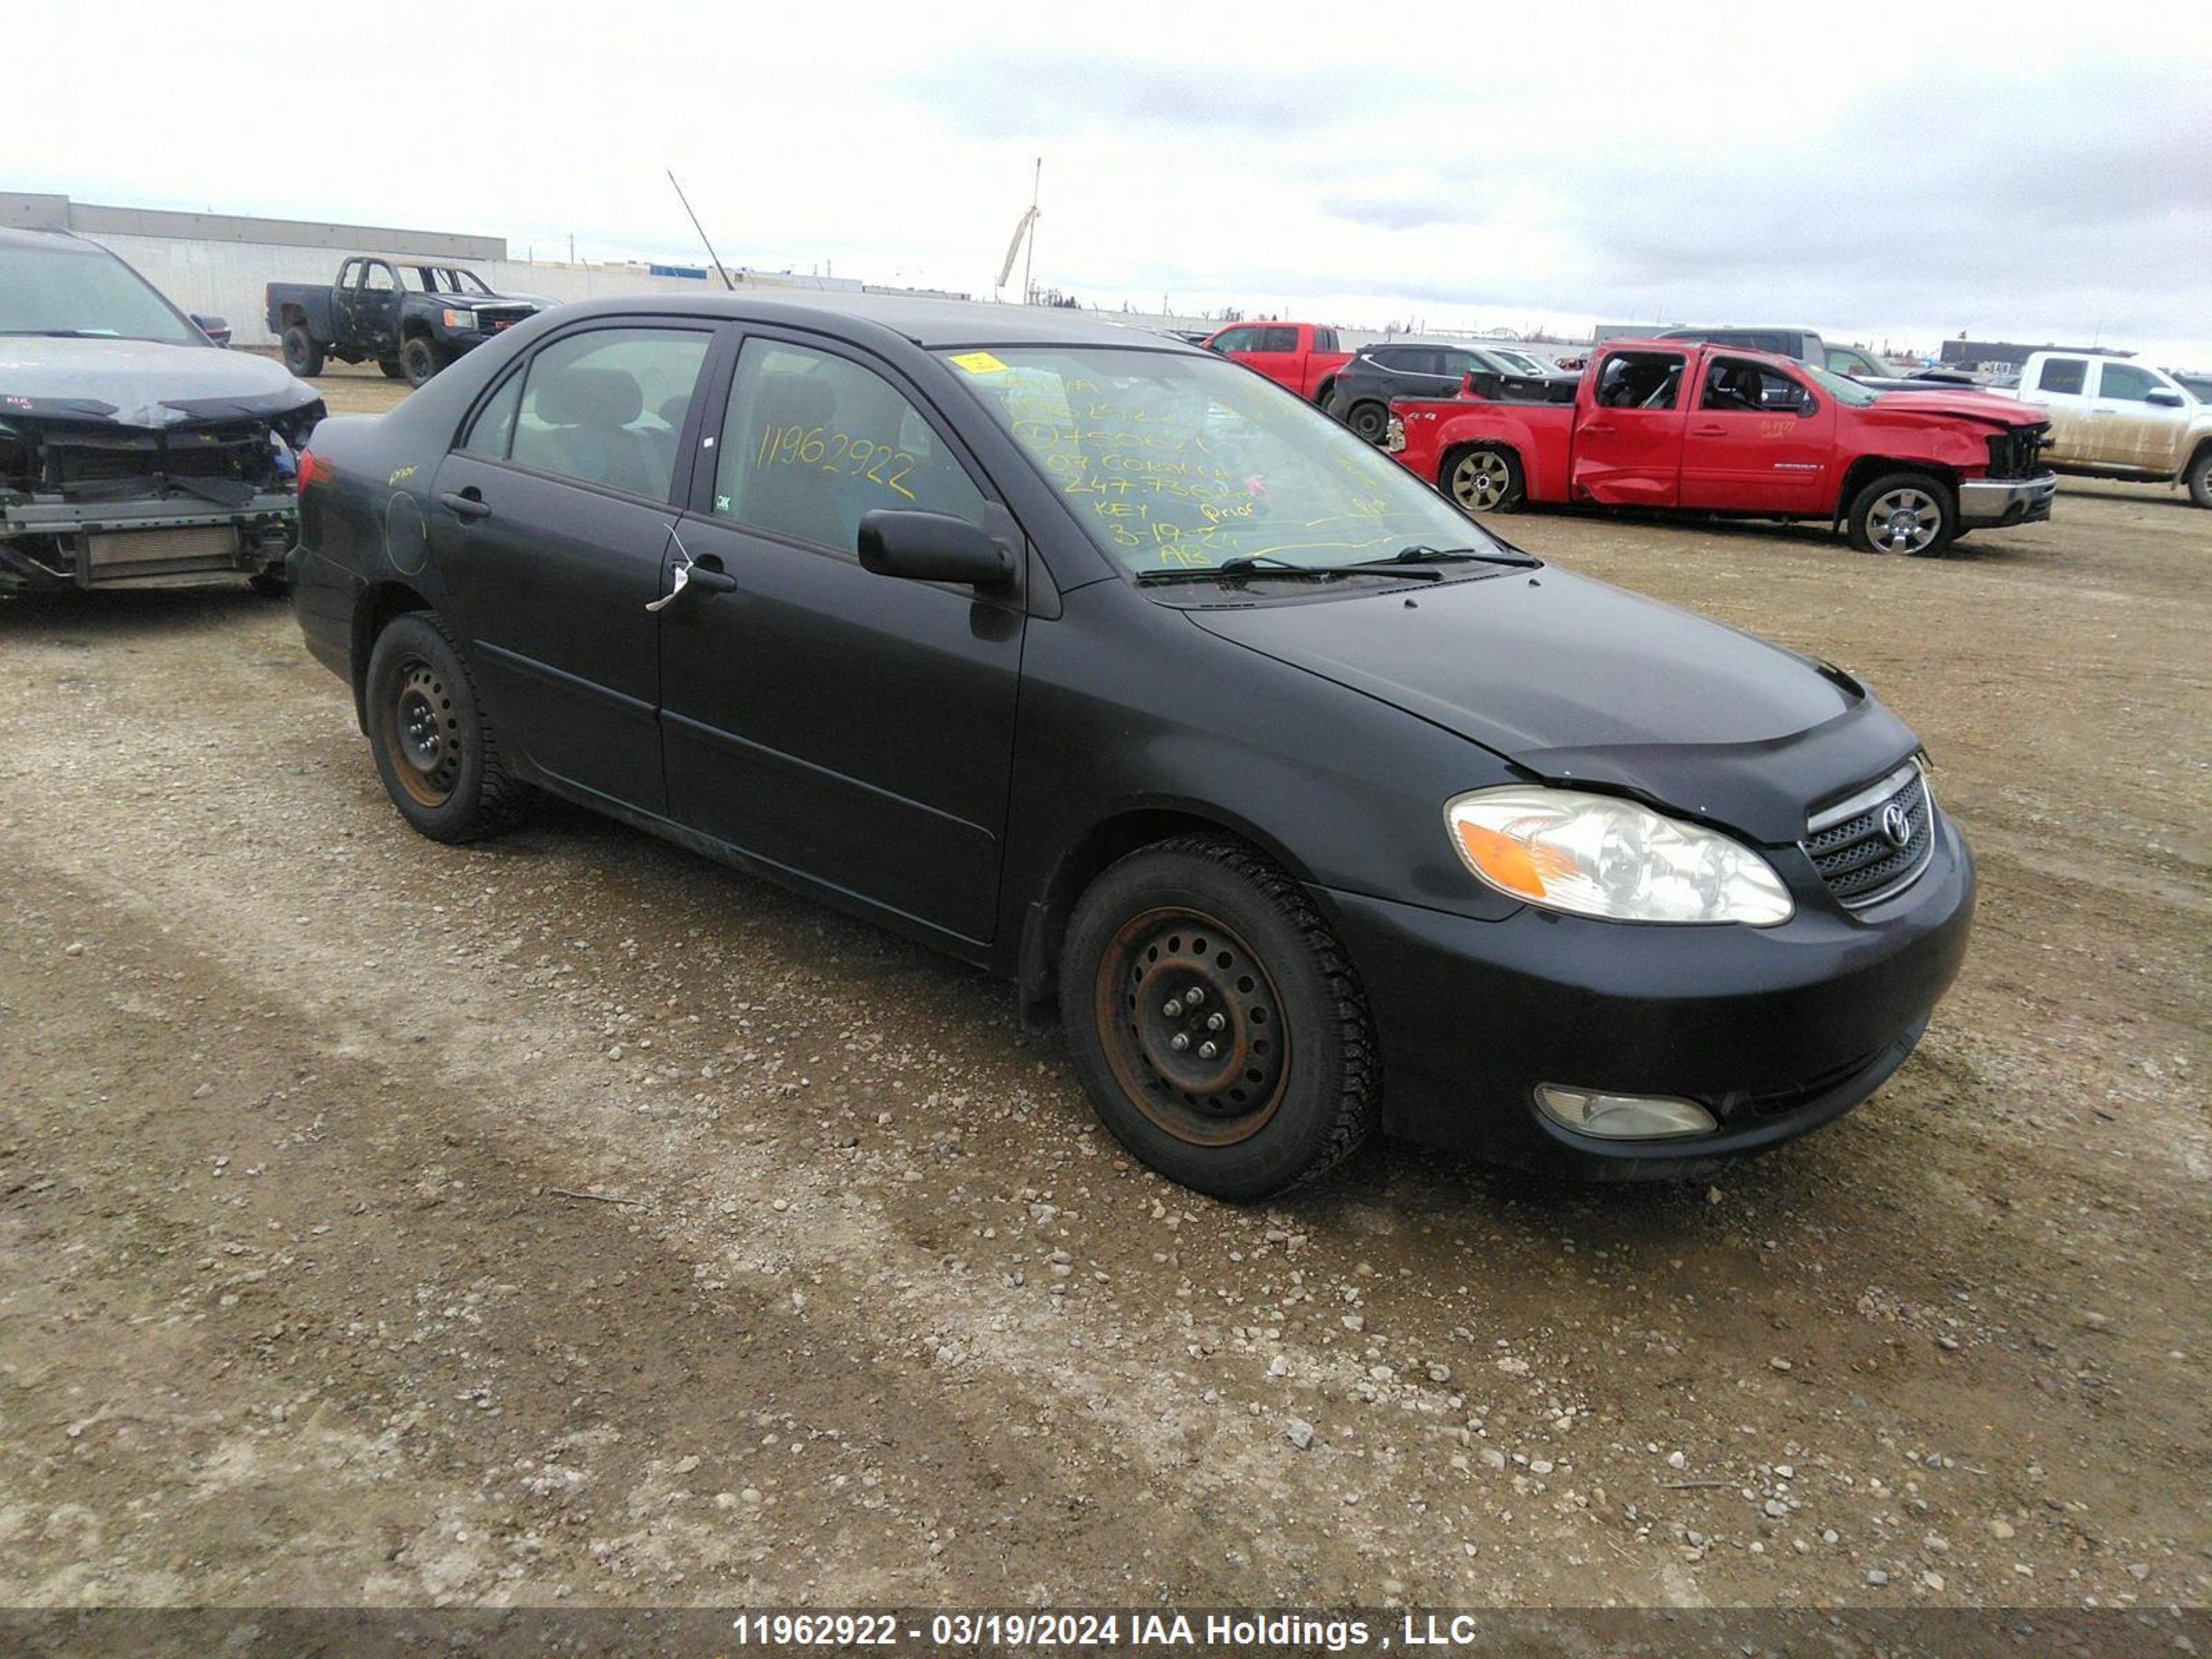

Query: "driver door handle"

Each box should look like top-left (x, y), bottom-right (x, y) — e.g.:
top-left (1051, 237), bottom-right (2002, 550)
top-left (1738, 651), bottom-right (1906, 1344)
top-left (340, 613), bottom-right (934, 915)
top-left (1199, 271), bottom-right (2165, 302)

top-left (438, 491), bottom-right (491, 521)
top-left (1691, 424), bottom-right (1727, 436)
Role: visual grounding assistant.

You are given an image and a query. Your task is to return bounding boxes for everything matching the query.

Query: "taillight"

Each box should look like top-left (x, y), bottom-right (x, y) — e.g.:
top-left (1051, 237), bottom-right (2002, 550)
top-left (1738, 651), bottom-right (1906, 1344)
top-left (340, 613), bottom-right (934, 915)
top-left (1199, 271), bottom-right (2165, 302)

top-left (297, 449), bottom-right (330, 491)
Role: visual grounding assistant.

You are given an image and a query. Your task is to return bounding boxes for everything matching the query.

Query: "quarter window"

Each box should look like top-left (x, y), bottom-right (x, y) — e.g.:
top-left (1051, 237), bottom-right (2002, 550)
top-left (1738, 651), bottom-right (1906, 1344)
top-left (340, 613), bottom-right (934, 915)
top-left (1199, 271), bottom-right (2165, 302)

top-left (2035, 357), bottom-right (2088, 395)
top-left (712, 339), bottom-right (986, 552)
top-left (461, 369), bottom-right (524, 458)
top-left (506, 327), bottom-right (710, 500)
top-left (2095, 362), bottom-right (2162, 404)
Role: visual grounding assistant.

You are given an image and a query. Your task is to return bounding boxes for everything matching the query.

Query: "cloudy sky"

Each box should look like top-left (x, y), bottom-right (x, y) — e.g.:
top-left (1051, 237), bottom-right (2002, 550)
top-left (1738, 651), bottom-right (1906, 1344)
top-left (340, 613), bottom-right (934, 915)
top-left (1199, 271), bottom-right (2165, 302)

top-left (17, 1), bottom-right (2211, 364)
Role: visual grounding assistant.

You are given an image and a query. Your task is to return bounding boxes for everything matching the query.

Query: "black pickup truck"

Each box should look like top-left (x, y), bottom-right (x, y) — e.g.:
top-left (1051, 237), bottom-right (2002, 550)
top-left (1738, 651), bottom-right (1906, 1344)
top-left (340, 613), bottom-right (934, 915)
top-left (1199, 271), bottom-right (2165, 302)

top-left (265, 256), bottom-right (543, 387)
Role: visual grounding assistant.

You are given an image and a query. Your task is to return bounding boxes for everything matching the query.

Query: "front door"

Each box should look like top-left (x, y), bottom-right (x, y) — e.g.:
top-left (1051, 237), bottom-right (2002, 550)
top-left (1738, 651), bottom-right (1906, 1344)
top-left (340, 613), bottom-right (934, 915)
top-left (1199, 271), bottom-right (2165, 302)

top-left (655, 332), bottom-right (1025, 946)
top-left (1678, 355), bottom-right (1837, 513)
top-left (1568, 348), bottom-right (1688, 505)
top-left (426, 321), bottom-right (715, 812)
top-left (2087, 360), bottom-right (2191, 475)
top-left (353, 260), bottom-right (403, 357)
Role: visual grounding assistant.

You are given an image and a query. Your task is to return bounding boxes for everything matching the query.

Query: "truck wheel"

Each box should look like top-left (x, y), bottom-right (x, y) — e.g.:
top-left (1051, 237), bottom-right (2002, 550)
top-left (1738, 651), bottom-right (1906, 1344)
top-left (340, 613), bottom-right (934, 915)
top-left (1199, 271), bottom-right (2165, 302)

top-left (281, 324), bottom-right (324, 378)
top-left (378, 355), bottom-right (409, 380)
top-left (400, 337), bottom-right (449, 388)
top-left (1058, 835), bottom-right (1378, 1201)
top-left (364, 612), bottom-right (530, 843)
top-left (1347, 401), bottom-right (1389, 444)
top-left (1443, 445), bottom-right (1524, 513)
top-left (1846, 471), bottom-right (1954, 556)
top-left (2186, 446), bottom-right (2212, 509)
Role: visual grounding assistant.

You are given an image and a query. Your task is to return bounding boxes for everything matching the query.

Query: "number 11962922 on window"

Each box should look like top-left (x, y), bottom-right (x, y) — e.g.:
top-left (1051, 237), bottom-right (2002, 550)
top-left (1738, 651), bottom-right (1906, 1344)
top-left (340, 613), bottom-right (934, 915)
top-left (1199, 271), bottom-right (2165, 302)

top-left (287, 295), bottom-right (1974, 1199)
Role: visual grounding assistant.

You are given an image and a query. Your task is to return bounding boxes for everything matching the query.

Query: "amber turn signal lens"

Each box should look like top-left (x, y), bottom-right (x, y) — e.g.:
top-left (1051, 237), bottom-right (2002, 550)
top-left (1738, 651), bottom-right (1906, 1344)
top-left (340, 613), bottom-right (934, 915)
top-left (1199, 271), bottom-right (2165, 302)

top-left (1454, 820), bottom-right (1547, 900)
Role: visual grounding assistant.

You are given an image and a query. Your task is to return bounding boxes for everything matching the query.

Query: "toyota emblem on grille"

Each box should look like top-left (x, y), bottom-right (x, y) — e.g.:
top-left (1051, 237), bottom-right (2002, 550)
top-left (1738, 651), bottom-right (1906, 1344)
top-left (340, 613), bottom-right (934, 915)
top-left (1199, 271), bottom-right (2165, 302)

top-left (1880, 801), bottom-right (1912, 848)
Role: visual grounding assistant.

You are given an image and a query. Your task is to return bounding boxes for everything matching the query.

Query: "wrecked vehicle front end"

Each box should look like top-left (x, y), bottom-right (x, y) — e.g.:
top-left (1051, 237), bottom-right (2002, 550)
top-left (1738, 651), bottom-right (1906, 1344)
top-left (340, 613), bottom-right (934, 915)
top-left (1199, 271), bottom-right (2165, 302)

top-left (1, 383), bottom-right (324, 594)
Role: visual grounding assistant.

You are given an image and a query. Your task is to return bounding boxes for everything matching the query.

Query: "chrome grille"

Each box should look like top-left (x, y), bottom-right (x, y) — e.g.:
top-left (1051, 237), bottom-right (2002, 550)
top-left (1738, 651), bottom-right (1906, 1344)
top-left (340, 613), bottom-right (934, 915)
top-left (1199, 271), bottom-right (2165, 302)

top-left (1803, 762), bottom-right (1936, 909)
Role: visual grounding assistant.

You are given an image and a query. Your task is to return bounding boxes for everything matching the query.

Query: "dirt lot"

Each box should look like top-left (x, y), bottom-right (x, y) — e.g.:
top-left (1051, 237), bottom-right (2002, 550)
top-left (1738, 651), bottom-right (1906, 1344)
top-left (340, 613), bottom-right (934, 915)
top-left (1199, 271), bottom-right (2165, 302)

top-left (3, 368), bottom-right (2206, 1613)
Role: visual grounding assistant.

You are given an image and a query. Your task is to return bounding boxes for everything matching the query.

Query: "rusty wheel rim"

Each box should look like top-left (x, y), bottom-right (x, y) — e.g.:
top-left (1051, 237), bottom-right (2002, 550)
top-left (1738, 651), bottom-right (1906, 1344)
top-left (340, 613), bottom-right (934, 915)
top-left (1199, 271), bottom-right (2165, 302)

top-left (381, 654), bottom-right (462, 809)
top-left (1094, 906), bottom-right (1289, 1147)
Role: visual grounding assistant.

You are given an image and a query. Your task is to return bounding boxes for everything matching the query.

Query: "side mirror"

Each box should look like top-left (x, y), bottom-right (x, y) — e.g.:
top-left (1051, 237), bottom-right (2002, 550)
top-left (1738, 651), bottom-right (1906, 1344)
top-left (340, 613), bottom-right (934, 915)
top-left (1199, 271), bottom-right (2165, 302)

top-left (858, 510), bottom-right (1015, 590)
top-left (191, 314), bottom-right (232, 347)
top-left (2144, 387), bottom-right (2184, 408)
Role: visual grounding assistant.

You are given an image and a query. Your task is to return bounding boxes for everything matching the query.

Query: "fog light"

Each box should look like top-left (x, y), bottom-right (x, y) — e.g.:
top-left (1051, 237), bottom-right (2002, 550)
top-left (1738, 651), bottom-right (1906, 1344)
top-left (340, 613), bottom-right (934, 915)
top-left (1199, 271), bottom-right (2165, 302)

top-left (1535, 1084), bottom-right (1717, 1140)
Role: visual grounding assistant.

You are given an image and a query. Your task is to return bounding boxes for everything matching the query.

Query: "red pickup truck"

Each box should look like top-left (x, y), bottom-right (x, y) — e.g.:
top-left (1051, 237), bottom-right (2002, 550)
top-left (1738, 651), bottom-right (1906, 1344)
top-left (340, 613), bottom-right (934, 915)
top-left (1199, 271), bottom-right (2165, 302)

top-left (1201, 321), bottom-right (1353, 404)
top-left (1386, 339), bottom-right (2057, 556)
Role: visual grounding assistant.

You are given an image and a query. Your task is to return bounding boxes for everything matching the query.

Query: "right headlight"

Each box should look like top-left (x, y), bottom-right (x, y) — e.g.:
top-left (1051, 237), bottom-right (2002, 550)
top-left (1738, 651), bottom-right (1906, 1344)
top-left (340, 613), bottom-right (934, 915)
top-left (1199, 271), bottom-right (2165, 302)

top-left (1445, 786), bottom-right (1794, 926)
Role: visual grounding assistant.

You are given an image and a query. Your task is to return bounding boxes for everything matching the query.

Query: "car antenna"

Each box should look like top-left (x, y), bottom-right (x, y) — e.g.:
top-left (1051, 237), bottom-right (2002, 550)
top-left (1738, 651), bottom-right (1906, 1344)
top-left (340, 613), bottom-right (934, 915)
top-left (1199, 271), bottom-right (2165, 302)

top-left (666, 169), bottom-right (736, 291)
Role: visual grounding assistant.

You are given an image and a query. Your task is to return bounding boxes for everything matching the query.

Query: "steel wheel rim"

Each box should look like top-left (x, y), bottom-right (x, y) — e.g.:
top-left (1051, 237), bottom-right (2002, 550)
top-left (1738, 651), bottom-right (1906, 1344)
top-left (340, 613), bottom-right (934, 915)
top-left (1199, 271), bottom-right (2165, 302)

top-left (1452, 451), bottom-right (1510, 510)
top-left (381, 655), bottom-right (462, 808)
top-left (1351, 404), bottom-right (1386, 440)
top-left (1094, 906), bottom-right (1289, 1147)
top-left (1868, 488), bottom-right (1940, 554)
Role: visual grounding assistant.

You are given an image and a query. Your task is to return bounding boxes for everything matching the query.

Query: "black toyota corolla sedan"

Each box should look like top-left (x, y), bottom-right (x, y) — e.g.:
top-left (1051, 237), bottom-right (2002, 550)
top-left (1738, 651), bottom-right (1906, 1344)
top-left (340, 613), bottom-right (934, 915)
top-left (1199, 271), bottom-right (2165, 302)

top-left (287, 293), bottom-right (1974, 1199)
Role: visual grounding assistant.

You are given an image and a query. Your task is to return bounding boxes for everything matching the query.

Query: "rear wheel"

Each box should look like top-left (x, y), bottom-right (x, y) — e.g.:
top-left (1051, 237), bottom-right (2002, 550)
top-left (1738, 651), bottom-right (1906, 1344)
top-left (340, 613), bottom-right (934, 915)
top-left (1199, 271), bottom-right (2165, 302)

top-left (400, 335), bottom-right (448, 388)
top-left (364, 612), bottom-right (529, 843)
top-left (2186, 446), bottom-right (2212, 509)
top-left (1846, 470), bottom-right (1954, 556)
top-left (1443, 444), bottom-right (1524, 513)
top-left (1059, 836), bottom-right (1377, 1200)
top-left (281, 324), bottom-right (324, 377)
top-left (1347, 401), bottom-right (1389, 444)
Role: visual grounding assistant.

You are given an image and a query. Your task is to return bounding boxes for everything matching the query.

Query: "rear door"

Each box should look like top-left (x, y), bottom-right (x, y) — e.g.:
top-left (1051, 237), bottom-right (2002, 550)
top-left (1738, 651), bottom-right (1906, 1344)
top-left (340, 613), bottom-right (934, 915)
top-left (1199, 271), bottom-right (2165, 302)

top-left (2086, 360), bottom-right (2191, 474)
top-left (1568, 348), bottom-right (1689, 505)
top-left (426, 320), bottom-right (716, 812)
top-left (2017, 355), bottom-right (2094, 463)
top-left (1678, 354), bottom-right (1837, 512)
top-left (654, 331), bottom-right (1026, 945)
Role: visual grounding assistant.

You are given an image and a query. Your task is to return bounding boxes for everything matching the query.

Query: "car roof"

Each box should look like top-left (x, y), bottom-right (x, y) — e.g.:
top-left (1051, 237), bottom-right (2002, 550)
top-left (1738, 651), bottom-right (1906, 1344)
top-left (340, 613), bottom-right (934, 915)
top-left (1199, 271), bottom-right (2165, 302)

top-left (538, 290), bottom-right (1201, 354)
top-left (1601, 337), bottom-right (1805, 369)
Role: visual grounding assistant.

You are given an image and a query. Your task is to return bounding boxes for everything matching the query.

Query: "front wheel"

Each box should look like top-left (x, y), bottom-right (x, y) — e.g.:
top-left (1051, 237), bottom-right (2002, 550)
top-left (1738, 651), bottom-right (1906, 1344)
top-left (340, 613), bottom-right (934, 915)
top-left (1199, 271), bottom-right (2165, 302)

top-left (1443, 444), bottom-right (1524, 513)
top-left (400, 336), bottom-right (449, 388)
top-left (364, 612), bottom-right (530, 843)
top-left (1059, 836), bottom-right (1378, 1200)
top-left (378, 355), bottom-right (408, 380)
top-left (2186, 446), bottom-right (2212, 509)
top-left (1846, 471), bottom-right (1955, 556)
top-left (281, 324), bottom-right (324, 378)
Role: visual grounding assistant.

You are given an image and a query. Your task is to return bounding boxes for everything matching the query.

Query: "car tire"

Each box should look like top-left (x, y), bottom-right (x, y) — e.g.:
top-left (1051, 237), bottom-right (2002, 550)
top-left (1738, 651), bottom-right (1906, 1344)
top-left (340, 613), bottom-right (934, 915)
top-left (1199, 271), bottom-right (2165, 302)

top-left (2186, 446), bottom-right (2212, 509)
top-left (1058, 835), bottom-right (1378, 1200)
top-left (400, 336), bottom-right (449, 388)
top-left (1846, 470), bottom-right (1955, 556)
top-left (378, 355), bottom-right (409, 380)
top-left (1347, 401), bottom-right (1389, 444)
top-left (1442, 444), bottom-right (1524, 513)
top-left (281, 324), bottom-right (324, 378)
top-left (363, 612), bottom-right (530, 843)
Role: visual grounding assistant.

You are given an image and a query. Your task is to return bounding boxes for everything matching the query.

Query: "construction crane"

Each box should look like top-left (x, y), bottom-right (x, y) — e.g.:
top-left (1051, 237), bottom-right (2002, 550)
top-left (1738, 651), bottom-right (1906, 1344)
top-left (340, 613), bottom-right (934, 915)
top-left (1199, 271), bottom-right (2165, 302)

top-left (996, 158), bottom-right (1041, 303)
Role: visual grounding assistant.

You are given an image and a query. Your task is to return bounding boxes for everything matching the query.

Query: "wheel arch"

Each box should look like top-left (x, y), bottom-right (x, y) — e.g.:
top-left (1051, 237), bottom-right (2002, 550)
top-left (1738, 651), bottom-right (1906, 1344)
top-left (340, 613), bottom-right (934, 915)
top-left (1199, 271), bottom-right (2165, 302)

top-left (1833, 456), bottom-right (1959, 526)
top-left (350, 579), bottom-right (435, 726)
top-left (1015, 804), bottom-right (1321, 1027)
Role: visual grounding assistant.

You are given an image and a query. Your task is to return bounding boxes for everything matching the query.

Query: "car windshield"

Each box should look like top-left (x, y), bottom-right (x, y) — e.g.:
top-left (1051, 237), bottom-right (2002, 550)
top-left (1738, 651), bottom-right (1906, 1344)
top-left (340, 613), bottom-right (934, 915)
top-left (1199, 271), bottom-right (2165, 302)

top-left (0, 239), bottom-right (200, 345)
top-left (941, 346), bottom-right (1510, 577)
top-left (1801, 364), bottom-right (1880, 408)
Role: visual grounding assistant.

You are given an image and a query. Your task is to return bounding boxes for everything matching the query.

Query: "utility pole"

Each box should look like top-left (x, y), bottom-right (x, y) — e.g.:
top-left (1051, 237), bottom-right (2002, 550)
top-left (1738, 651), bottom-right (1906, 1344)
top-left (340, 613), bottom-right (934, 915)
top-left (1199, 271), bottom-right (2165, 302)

top-left (1022, 157), bottom-right (1040, 306)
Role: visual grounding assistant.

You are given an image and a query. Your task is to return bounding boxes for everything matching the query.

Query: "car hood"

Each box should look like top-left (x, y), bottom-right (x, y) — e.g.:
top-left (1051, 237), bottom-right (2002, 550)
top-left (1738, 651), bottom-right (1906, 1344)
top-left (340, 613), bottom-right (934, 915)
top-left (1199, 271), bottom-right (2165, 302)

top-left (1862, 387), bottom-right (2045, 427)
top-left (0, 335), bottom-right (321, 428)
top-left (1183, 567), bottom-right (1922, 843)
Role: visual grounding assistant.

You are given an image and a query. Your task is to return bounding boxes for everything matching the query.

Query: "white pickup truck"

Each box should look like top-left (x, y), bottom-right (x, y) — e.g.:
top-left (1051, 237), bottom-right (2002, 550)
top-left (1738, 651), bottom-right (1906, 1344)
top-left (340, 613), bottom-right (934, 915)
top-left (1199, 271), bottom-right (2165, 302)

top-left (2013, 352), bottom-right (2212, 507)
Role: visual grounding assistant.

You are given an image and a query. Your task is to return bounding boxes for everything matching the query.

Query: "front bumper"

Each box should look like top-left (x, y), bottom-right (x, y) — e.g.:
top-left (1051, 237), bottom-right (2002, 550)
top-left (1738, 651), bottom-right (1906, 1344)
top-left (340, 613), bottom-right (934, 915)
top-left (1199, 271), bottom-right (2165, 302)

top-left (1319, 813), bottom-right (1976, 1178)
top-left (0, 492), bottom-right (297, 590)
top-left (1958, 472), bottom-right (2056, 530)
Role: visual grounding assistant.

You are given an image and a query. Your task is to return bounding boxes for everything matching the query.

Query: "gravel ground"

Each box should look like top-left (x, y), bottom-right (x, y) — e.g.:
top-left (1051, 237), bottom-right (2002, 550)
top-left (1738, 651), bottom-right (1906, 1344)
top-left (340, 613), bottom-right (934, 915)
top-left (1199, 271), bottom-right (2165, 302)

top-left (2, 371), bottom-right (2205, 1611)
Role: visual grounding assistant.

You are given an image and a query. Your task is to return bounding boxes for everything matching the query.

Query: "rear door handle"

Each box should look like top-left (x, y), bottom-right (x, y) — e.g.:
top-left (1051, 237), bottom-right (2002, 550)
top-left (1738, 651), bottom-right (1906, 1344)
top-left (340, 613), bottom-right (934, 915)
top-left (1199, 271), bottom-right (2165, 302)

top-left (438, 491), bottom-right (491, 521)
top-left (1582, 421), bottom-right (1615, 435)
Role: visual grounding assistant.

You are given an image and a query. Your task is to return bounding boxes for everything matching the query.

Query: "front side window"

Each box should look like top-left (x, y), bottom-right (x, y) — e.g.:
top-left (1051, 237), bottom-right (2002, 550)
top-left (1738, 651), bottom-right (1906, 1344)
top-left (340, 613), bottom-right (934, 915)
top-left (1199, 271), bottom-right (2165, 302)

top-left (507, 327), bottom-right (710, 500)
top-left (1595, 351), bottom-right (1686, 409)
top-left (712, 339), bottom-right (986, 550)
top-left (2036, 357), bottom-right (2088, 395)
top-left (1700, 357), bottom-right (1814, 415)
top-left (945, 345), bottom-right (1513, 577)
top-left (2095, 362), bottom-right (2162, 404)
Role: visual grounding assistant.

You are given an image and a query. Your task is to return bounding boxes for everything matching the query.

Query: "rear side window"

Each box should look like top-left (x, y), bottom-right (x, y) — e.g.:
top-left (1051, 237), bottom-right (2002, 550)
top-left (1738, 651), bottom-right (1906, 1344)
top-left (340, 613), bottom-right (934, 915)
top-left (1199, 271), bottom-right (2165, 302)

top-left (2036, 357), bottom-right (2088, 395)
top-left (2095, 363), bottom-right (2162, 403)
top-left (1595, 351), bottom-right (1687, 410)
top-left (1312, 328), bottom-right (1340, 353)
top-left (1257, 326), bottom-right (1298, 353)
top-left (711, 338), bottom-right (986, 552)
top-left (506, 327), bottom-right (711, 500)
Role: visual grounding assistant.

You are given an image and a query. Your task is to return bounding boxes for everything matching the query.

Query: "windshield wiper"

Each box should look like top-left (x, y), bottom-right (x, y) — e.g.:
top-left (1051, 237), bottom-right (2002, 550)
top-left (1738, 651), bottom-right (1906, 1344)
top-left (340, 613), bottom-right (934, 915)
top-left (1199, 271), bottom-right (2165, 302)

top-left (1355, 543), bottom-right (1543, 570)
top-left (1136, 555), bottom-right (1340, 583)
